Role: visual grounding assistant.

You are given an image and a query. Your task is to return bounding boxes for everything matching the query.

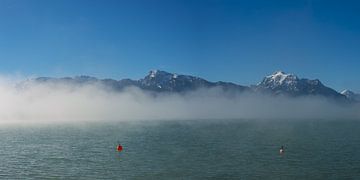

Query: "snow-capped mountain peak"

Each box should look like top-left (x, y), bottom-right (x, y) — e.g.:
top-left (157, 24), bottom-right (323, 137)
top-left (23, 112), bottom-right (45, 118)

top-left (255, 71), bottom-right (346, 100)
top-left (341, 89), bottom-right (360, 102)
top-left (341, 89), bottom-right (354, 95)
top-left (262, 71), bottom-right (299, 86)
top-left (140, 70), bottom-right (248, 92)
top-left (258, 71), bottom-right (299, 87)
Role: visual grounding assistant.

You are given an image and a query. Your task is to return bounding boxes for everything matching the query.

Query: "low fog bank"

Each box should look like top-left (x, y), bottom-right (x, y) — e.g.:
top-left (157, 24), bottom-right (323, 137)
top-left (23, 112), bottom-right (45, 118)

top-left (0, 77), bottom-right (358, 124)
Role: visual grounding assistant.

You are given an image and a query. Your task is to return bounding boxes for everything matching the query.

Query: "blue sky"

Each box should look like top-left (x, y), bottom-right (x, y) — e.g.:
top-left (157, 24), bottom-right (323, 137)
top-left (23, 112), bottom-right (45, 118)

top-left (0, 0), bottom-right (359, 91)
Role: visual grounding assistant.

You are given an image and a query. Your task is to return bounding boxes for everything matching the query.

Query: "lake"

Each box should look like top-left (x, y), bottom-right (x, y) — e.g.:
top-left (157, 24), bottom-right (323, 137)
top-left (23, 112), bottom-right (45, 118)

top-left (0, 119), bottom-right (359, 179)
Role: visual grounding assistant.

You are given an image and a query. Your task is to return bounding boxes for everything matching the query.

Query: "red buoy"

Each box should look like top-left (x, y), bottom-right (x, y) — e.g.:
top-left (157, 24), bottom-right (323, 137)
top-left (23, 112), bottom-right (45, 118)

top-left (117, 144), bottom-right (123, 152)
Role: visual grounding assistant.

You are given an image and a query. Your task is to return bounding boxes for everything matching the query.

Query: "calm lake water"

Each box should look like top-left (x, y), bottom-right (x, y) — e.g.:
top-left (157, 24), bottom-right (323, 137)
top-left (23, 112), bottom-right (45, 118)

top-left (0, 120), bottom-right (360, 179)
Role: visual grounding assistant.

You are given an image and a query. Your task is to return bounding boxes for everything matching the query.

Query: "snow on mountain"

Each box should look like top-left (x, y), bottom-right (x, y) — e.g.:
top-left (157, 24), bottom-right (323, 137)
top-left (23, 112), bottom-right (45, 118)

top-left (341, 89), bottom-right (353, 96)
top-left (341, 89), bottom-right (360, 102)
top-left (255, 71), bottom-right (346, 100)
top-left (259, 71), bottom-right (299, 91)
top-left (265, 71), bottom-right (299, 85)
top-left (149, 70), bottom-right (158, 78)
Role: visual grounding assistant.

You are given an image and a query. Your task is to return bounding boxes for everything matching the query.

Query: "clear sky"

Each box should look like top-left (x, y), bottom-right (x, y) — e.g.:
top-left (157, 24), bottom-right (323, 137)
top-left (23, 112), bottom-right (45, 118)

top-left (0, 0), bottom-right (359, 91)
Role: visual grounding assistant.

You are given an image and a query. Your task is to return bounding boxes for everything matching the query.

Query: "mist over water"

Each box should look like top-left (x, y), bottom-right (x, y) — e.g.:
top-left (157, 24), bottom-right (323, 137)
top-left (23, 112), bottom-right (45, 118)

top-left (0, 76), bottom-right (357, 124)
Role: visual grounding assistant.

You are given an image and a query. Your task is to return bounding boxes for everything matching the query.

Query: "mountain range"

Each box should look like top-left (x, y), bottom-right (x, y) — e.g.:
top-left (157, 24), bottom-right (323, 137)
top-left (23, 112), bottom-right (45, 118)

top-left (23, 70), bottom-right (359, 102)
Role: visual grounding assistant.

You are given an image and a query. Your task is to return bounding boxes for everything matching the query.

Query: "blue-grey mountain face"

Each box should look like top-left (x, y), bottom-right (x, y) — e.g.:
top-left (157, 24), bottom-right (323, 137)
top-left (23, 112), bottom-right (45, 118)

top-left (26, 70), bottom-right (249, 93)
top-left (24, 70), bottom-right (356, 102)
top-left (21, 76), bottom-right (139, 91)
top-left (255, 71), bottom-right (347, 100)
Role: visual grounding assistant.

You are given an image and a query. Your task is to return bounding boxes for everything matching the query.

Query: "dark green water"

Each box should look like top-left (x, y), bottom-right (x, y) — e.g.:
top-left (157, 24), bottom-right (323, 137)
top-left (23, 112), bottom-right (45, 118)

top-left (1, 120), bottom-right (360, 179)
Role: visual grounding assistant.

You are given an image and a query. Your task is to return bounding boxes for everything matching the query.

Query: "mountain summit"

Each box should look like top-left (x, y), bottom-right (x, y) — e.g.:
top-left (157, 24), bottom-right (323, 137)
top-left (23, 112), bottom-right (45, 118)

top-left (255, 71), bottom-right (346, 100)
top-left (259, 71), bottom-right (299, 87)
top-left (341, 90), bottom-right (360, 102)
top-left (139, 70), bottom-right (209, 92)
